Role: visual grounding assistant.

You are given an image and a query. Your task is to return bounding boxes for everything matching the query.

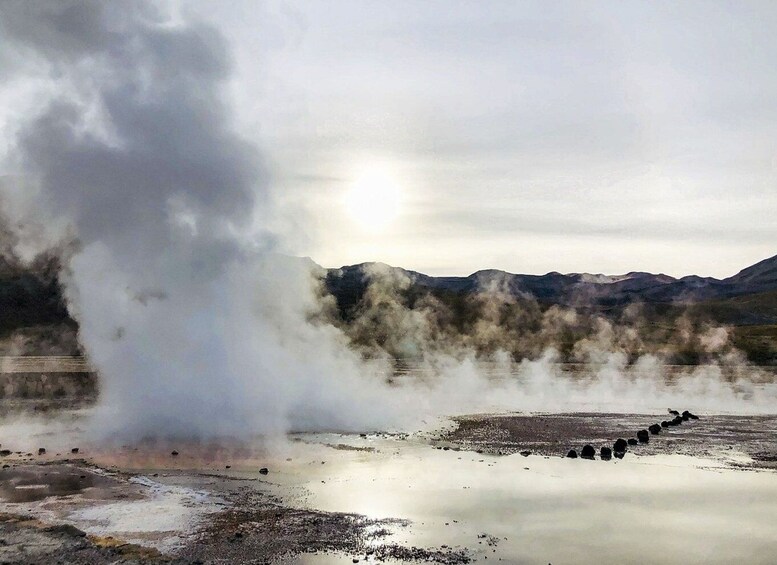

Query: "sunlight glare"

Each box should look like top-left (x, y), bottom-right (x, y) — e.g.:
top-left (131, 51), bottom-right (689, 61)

top-left (344, 167), bottom-right (402, 231)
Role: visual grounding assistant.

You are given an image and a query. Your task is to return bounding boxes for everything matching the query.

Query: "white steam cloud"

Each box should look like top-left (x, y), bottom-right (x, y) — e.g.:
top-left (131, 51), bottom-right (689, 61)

top-left (0, 1), bottom-right (403, 438)
top-left (0, 1), bottom-right (774, 444)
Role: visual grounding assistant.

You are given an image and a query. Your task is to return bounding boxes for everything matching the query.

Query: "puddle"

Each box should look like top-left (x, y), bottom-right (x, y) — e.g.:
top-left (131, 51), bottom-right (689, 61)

top-left (252, 434), bottom-right (777, 564)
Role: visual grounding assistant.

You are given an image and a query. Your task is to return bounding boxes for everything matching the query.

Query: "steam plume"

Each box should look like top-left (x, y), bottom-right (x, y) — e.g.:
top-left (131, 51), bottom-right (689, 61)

top-left (0, 1), bottom-right (398, 438)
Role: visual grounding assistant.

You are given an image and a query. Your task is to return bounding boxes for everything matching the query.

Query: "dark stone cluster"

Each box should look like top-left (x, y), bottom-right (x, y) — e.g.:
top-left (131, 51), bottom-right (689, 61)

top-left (565, 409), bottom-right (700, 461)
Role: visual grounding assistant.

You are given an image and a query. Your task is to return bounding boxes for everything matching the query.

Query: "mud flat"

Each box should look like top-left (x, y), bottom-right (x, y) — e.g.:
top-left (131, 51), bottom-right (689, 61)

top-left (0, 411), bottom-right (776, 563)
top-left (439, 412), bottom-right (777, 469)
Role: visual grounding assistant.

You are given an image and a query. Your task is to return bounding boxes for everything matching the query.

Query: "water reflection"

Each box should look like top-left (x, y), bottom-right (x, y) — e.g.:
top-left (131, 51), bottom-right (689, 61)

top-left (267, 434), bottom-right (777, 564)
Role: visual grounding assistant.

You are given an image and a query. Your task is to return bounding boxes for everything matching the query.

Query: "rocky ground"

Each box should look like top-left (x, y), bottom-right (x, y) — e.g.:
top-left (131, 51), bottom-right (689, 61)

top-left (437, 411), bottom-right (777, 470)
top-left (0, 457), bottom-right (470, 564)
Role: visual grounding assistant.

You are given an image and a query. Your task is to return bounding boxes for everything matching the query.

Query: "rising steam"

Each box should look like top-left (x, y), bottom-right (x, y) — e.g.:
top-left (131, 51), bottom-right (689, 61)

top-left (0, 1), bottom-right (402, 438)
top-left (0, 1), bottom-right (774, 443)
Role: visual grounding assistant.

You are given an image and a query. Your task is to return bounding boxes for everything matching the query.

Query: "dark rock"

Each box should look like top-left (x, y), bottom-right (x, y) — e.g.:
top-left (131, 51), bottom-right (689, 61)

top-left (38, 448), bottom-right (46, 455)
top-left (683, 410), bottom-right (699, 420)
top-left (171, 450), bottom-right (179, 456)
top-left (614, 438), bottom-right (628, 452)
top-left (661, 421), bottom-right (670, 428)
top-left (0, 450), bottom-right (11, 456)
top-left (520, 450), bottom-right (531, 457)
top-left (44, 524), bottom-right (87, 538)
top-left (648, 424), bottom-right (661, 435)
top-left (581, 445), bottom-right (596, 459)
top-left (70, 448), bottom-right (79, 454)
top-left (566, 449), bottom-right (578, 459)
top-left (671, 416), bottom-right (683, 426)
top-left (668, 409), bottom-right (680, 416)
top-left (259, 467), bottom-right (269, 475)
top-left (636, 430), bottom-right (650, 443)
top-left (627, 438), bottom-right (638, 446)
top-left (681, 411), bottom-right (690, 421)
top-left (614, 451), bottom-right (625, 459)
top-left (600, 447), bottom-right (612, 460)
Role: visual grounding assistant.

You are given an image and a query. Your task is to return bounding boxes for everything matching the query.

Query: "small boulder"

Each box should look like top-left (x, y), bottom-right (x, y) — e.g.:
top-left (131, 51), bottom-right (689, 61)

top-left (672, 416), bottom-right (683, 426)
top-left (38, 448), bottom-right (46, 455)
top-left (171, 450), bottom-right (179, 456)
top-left (637, 430), bottom-right (650, 443)
top-left (613, 438), bottom-right (628, 453)
top-left (600, 447), bottom-right (612, 460)
top-left (614, 451), bottom-right (625, 459)
top-left (661, 421), bottom-right (670, 428)
top-left (682, 410), bottom-right (699, 420)
top-left (668, 409), bottom-right (680, 416)
top-left (259, 467), bottom-right (269, 475)
top-left (627, 438), bottom-right (638, 446)
top-left (581, 445), bottom-right (596, 460)
top-left (648, 424), bottom-right (661, 435)
top-left (566, 449), bottom-right (578, 459)
top-left (519, 450), bottom-right (531, 457)
top-left (71, 448), bottom-right (79, 454)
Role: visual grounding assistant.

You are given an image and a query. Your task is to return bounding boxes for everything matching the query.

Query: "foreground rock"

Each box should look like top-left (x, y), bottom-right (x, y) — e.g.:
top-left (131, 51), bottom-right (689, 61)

top-left (0, 513), bottom-right (165, 564)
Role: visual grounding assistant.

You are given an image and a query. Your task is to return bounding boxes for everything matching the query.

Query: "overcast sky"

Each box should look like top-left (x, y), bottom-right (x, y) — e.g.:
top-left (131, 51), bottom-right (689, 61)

top-left (4, 1), bottom-right (777, 278)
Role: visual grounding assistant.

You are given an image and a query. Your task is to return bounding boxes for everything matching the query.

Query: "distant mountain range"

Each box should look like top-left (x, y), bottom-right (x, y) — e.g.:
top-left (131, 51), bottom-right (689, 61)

top-left (325, 254), bottom-right (777, 325)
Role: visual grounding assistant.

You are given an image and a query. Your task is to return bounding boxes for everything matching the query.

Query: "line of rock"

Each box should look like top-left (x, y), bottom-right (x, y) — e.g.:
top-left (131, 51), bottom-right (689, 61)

top-left (566, 409), bottom-right (699, 461)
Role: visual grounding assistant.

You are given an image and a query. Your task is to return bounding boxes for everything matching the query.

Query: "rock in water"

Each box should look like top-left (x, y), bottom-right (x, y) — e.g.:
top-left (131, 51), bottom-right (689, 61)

top-left (649, 424), bottom-right (661, 435)
top-left (682, 410), bottom-right (699, 420)
top-left (628, 438), bottom-right (638, 446)
top-left (600, 447), bottom-right (612, 460)
top-left (614, 451), bottom-right (625, 459)
top-left (566, 449), bottom-right (578, 459)
top-left (259, 467), bottom-right (269, 475)
top-left (671, 416), bottom-right (683, 426)
top-left (668, 409), bottom-right (680, 416)
top-left (613, 438), bottom-right (628, 453)
top-left (637, 430), bottom-right (650, 443)
top-left (581, 445), bottom-right (596, 460)
top-left (38, 448), bottom-right (46, 455)
top-left (661, 421), bottom-right (670, 428)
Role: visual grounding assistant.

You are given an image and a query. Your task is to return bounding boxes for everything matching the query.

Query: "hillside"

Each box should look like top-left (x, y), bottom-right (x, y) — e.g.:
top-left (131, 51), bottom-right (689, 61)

top-left (325, 255), bottom-right (777, 364)
top-left (326, 254), bottom-right (777, 321)
top-left (1, 251), bottom-right (776, 362)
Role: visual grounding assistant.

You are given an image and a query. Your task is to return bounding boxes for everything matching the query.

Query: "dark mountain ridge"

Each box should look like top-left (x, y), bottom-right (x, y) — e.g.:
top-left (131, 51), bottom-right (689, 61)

top-left (326, 254), bottom-right (777, 322)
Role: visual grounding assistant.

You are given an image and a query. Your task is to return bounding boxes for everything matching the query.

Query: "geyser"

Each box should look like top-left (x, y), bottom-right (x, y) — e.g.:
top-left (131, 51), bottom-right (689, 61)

top-left (0, 0), bottom-right (401, 439)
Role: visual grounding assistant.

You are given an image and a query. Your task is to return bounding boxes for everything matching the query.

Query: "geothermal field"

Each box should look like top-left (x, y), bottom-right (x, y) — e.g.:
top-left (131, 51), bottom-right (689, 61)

top-left (2, 1), bottom-right (777, 564)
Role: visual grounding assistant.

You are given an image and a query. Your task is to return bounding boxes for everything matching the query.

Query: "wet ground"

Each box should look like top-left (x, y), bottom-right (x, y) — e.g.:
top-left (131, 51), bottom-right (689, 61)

top-left (0, 411), bottom-right (775, 563)
top-left (439, 411), bottom-right (777, 469)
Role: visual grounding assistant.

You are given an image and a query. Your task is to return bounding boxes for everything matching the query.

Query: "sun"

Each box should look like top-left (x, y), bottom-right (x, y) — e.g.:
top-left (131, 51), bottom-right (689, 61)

top-left (344, 167), bottom-right (402, 231)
